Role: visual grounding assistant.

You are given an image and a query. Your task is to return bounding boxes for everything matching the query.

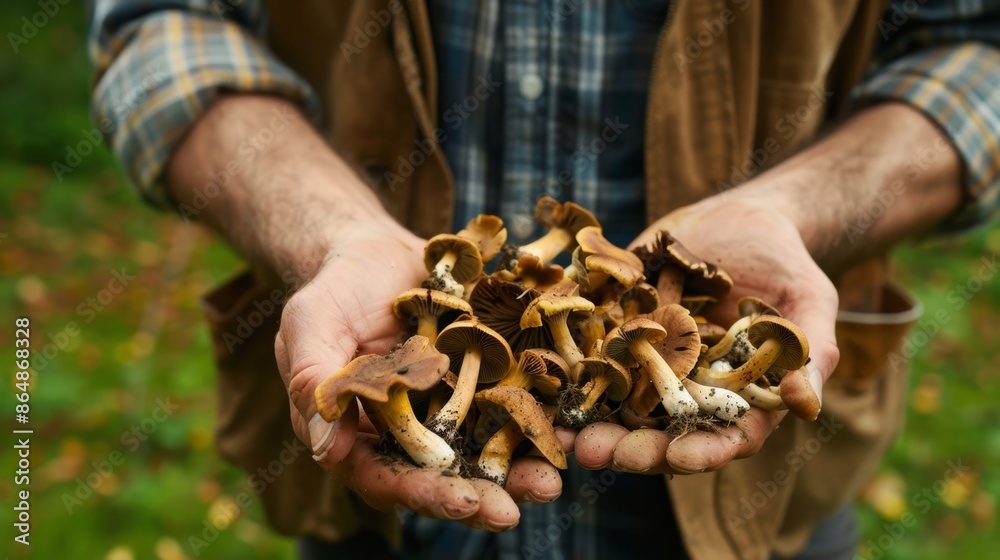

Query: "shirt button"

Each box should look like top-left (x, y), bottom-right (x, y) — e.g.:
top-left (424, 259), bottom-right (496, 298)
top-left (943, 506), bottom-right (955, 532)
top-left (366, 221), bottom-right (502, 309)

top-left (519, 73), bottom-right (544, 101)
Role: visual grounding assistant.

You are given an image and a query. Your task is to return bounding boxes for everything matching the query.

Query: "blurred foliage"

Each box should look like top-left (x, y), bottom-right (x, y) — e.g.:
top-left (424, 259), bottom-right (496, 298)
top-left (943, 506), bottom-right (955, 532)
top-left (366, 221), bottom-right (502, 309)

top-left (0, 2), bottom-right (997, 559)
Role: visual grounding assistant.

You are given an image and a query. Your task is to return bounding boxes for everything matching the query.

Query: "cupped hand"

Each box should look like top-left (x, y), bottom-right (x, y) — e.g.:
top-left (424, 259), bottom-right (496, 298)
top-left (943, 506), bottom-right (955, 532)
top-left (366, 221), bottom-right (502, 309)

top-left (273, 222), bottom-right (564, 530)
top-left (574, 197), bottom-right (840, 475)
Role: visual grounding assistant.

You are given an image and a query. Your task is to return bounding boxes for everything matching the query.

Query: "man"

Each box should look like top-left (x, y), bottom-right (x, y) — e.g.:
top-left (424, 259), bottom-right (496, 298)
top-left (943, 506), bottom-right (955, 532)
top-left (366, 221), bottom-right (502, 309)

top-left (90, 0), bottom-right (999, 558)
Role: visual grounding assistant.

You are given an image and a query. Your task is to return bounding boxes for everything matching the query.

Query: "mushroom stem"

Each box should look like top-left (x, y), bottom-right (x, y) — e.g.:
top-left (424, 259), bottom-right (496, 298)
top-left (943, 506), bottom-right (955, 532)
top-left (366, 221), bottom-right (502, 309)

top-left (682, 379), bottom-right (749, 422)
top-left (416, 316), bottom-right (440, 344)
top-left (656, 266), bottom-right (685, 304)
top-left (519, 229), bottom-right (573, 264)
top-left (547, 312), bottom-right (585, 379)
top-left (432, 348), bottom-right (483, 430)
top-left (628, 341), bottom-right (699, 417)
top-left (739, 383), bottom-right (787, 410)
top-left (703, 315), bottom-right (754, 363)
top-left (579, 375), bottom-right (612, 411)
top-left (379, 390), bottom-right (456, 469)
top-left (477, 419), bottom-right (524, 486)
top-left (699, 338), bottom-right (780, 390)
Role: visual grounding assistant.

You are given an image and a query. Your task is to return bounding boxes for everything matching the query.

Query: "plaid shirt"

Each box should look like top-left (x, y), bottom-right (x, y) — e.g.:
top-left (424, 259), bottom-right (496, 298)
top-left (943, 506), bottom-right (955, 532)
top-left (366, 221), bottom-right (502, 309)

top-left (91, 1), bottom-right (1000, 558)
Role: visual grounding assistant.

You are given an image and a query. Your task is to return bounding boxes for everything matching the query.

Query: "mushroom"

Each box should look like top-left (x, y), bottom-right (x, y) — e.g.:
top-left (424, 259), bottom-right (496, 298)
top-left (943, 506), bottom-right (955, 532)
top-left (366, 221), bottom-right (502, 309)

top-left (497, 349), bottom-right (563, 398)
top-left (694, 316), bottom-right (809, 391)
top-left (501, 197), bottom-right (600, 269)
top-left (620, 282), bottom-right (660, 323)
top-left (575, 301), bottom-right (614, 358)
top-left (428, 319), bottom-right (514, 442)
top-left (458, 214), bottom-right (507, 261)
top-left (696, 317), bottom-right (728, 347)
top-left (393, 288), bottom-right (473, 344)
top-left (556, 357), bottom-right (631, 428)
top-left (520, 279), bottom-right (594, 376)
top-left (469, 276), bottom-right (554, 353)
top-left (572, 226), bottom-right (646, 292)
top-left (739, 382), bottom-right (787, 411)
top-left (314, 336), bottom-right (456, 469)
top-left (632, 231), bottom-right (733, 304)
top-left (681, 295), bottom-right (716, 315)
top-left (603, 316), bottom-right (699, 418)
top-left (624, 304), bottom-right (702, 417)
top-left (681, 378), bottom-right (749, 422)
top-left (702, 296), bottom-right (781, 364)
top-left (475, 385), bottom-right (567, 486)
top-left (512, 253), bottom-right (566, 290)
top-left (422, 234), bottom-right (484, 298)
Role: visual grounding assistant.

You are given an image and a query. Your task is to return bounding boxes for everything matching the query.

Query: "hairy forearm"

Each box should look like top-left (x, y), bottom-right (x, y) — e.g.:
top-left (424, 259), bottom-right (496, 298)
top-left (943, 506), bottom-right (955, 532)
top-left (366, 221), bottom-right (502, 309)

top-left (722, 102), bottom-right (963, 276)
top-left (166, 94), bottom-right (408, 282)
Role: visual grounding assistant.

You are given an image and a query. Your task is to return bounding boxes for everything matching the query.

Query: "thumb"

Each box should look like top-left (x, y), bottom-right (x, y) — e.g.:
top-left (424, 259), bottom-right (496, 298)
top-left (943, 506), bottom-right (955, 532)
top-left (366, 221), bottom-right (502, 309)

top-left (778, 271), bottom-right (840, 417)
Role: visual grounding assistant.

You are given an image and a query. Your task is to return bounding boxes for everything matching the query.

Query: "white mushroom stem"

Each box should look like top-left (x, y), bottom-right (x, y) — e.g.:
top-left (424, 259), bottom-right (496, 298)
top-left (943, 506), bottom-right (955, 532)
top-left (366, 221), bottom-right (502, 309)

top-left (547, 312), bottom-right (586, 379)
top-left (519, 228), bottom-right (573, 264)
top-left (428, 251), bottom-right (465, 298)
top-left (739, 383), bottom-right (787, 410)
top-left (694, 337), bottom-right (781, 392)
top-left (628, 342), bottom-right (699, 417)
top-left (477, 420), bottom-right (524, 486)
top-left (704, 316), bottom-right (755, 363)
top-left (682, 379), bottom-right (749, 422)
top-left (431, 348), bottom-right (482, 430)
top-left (379, 391), bottom-right (456, 469)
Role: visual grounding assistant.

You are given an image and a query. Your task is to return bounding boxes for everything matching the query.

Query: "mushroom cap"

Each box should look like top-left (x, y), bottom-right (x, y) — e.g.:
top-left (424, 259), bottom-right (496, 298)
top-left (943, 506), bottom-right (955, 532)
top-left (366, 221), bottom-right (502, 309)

top-left (535, 196), bottom-right (600, 236)
top-left (524, 348), bottom-right (570, 381)
top-left (314, 336), bottom-right (449, 421)
top-left (435, 319), bottom-right (514, 383)
top-left (469, 277), bottom-right (555, 352)
top-left (738, 296), bottom-right (781, 319)
top-left (520, 282), bottom-right (595, 329)
top-left (476, 385), bottom-right (568, 469)
top-left (510, 350), bottom-right (562, 396)
top-left (747, 316), bottom-right (809, 370)
top-left (576, 226), bottom-right (646, 290)
top-left (515, 254), bottom-right (566, 289)
top-left (623, 282), bottom-right (661, 315)
top-left (393, 288), bottom-right (473, 324)
top-left (633, 231), bottom-right (733, 299)
top-left (680, 295), bottom-right (716, 315)
top-left (458, 214), bottom-right (508, 262)
top-left (424, 234), bottom-right (484, 283)
top-left (601, 318), bottom-right (667, 368)
top-left (696, 318), bottom-right (728, 346)
top-left (645, 304), bottom-right (702, 379)
top-left (577, 357), bottom-right (632, 401)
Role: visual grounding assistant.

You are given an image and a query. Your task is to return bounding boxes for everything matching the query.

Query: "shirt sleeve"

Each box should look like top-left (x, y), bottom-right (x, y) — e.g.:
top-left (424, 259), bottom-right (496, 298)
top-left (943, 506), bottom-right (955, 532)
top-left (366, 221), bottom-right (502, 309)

top-left (89, 0), bottom-right (322, 209)
top-left (850, 0), bottom-right (1000, 232)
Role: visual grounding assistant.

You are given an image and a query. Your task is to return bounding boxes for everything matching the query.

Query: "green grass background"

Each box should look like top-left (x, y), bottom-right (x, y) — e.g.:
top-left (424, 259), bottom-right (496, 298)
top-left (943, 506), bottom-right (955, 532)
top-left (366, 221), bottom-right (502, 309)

top-left (0, 3), bottom-right (997, 559)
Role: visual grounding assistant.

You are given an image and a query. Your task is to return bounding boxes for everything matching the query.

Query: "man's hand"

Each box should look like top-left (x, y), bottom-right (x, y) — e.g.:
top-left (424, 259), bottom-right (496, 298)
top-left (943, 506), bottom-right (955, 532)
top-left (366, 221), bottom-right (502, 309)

top-left (273, 225), bottom-right (565, 530)
top-left (574, 102), bottom-right (963, 475)
top-left (168, 95), bottom-right (567, 531)
top-left (573, 200), bottom-right (838, 474)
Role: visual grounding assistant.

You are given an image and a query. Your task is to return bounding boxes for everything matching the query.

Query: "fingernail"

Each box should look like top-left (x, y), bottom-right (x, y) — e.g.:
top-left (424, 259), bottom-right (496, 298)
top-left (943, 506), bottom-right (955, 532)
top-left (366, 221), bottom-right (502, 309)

top-left (525, 490), bottom-right (561, 503)
top-left (806, 362), bottom-right (824, 409)
top-left (309, 413), bottom-right (336, 461)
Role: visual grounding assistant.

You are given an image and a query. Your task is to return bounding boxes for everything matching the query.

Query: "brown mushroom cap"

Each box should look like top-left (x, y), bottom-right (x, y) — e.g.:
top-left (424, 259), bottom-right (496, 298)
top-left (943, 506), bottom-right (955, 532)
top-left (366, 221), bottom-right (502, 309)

top-left (458, 214), bottom-right (508, 262)
top-left (622, 282), bottom-right (661, 317)
top-left (393, 288), bottom-right (473, 325)
top-left (633, 231), bottom-right (733, 299)
top-left (577, 357), bottom-right (632, 401)
top-left (469, 277), bottom-right (555, 352)
top-left (515, 254), bottom-right (566, 288)
top-left (520, 290), bottom-right (595, 329)
top-left (435, 319), bottom-right (514, 383)
top-left (476, 385), bottom-right (568, 469)
top-left (535, 196), bottom-right (600, 237)
top-left (738, 296), bottom-right (781, 319)
top-left (601, 318), bottom-right (667, 368)
top-left (424, 234), bottom-right (484, 283)
top-left (696, 317), bottom-right (728, 346)
top-left (525, 348), bottom-right (570, 381)
top-left (513, 350), bottom-right (562, 396)
top-left (645, 304), bottom-right (702, 379)
top-left (575, 226), bottom-right (646, 290)
top-left (747, 316), bottom-right (809, 371)
top-left (315, 336), bottom-right (449, 421)
top-left (681, 295), bottom-right (716, 315)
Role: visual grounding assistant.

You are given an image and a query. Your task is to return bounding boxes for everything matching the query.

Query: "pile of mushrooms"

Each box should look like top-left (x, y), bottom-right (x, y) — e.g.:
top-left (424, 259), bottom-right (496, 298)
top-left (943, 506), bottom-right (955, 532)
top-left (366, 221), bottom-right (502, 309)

top-left (314, 199), bottom-right (819, 485)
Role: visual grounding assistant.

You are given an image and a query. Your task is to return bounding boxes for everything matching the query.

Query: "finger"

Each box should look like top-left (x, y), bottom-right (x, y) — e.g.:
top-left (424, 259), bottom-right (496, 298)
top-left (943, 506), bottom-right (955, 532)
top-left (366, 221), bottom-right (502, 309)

top-left (505, 456), bottom-right (563, 503)
top-left (328, 434), bottom-right (481, 520)
top-left (611, 429), bottom-right (673, 474)
top-left (462, 478), bottom-right (520, 532)
top-left (574, 423), bottom-right (630, 469)
top-left (554, 427), bottom-right (577, 454)
top-left (666, 409), bottom-right (784, 473)
top-left (303, 397), bottom-right (359, 464)
top-left (781, 277), bottom-right (840, 390)
top-left (780, 366), bottom-right (822, 421)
